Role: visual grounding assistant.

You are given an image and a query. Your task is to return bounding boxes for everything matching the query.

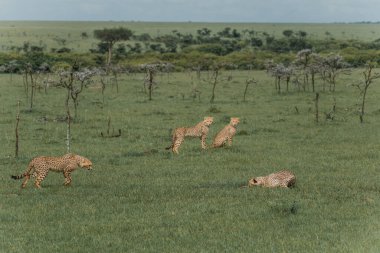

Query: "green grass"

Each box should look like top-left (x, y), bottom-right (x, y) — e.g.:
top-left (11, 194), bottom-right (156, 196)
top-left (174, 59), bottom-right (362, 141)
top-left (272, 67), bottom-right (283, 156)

top-left (0, 69), bottom-right (379, 252)
top-left (1, 21), bottom-right (380, 53)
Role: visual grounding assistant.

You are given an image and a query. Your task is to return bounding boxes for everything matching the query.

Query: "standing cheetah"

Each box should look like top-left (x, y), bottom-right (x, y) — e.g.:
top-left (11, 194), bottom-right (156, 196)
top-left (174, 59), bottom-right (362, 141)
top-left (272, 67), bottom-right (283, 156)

top-left (165, 116), bottom-right (214, 154)
top-left (11, 153), bottom-right (93, 189)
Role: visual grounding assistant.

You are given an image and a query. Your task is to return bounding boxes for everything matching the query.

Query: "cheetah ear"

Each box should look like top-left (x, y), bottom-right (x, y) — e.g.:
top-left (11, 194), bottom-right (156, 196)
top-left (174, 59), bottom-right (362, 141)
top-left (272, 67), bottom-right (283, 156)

top-left (253, 179), bottom-right (257, 183)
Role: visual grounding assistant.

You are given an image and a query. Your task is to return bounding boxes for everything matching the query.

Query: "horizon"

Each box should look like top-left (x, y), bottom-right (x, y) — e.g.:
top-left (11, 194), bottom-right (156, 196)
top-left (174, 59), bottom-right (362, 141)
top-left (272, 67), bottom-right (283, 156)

top-left (1, 0), bottom-right (380, 23)
top-left (1, 20), bottom-right (379, 24)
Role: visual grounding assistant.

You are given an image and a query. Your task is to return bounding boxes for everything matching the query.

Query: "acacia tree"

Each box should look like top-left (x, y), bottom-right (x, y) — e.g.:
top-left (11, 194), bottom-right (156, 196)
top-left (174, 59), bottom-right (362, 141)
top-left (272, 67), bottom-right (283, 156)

top-left (140, 63), bottom-right (173, 100)
top-left (2, 60), bottom-right (20, 83)
top-left (93, 27), bottom-right (133, 66)
top-left (243, 78), bottom-right (257, 102)
top-left (207, 62), bottom-right (235, 103)
top-left (353, 62), bottom-right (380, 123)
top-left (321, 54), bottom-right (350, 92)
top-left (22, 63), bottom-right (40, 111)
top-left (294, 49), bottom-right (312, 91)
top-left (56, 65), bottom-right (96, 152)
top-left (267, 63), bottom-right (293, 93)
top-left (306, 53), bottom-right (323, 92)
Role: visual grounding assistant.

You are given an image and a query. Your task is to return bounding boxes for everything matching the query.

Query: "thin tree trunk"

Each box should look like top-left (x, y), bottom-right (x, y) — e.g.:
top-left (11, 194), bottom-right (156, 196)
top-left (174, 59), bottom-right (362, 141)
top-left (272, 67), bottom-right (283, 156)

top-left (29, 73), bottom-right (34, 111)
top-left (210, 70), bottom-right (219, 103)
top-left (107, 44), bottom-right (113, 67)
top-left (66, 90), bottom-right (71, 153)
top-left (15, 101), bottom-right (20, 158)
top-left (360, 88), bottom-right (367, 123)
top-left (243, 82), bottom-right (249, 102)
top-left (315, 92), bottom-right (319, 123)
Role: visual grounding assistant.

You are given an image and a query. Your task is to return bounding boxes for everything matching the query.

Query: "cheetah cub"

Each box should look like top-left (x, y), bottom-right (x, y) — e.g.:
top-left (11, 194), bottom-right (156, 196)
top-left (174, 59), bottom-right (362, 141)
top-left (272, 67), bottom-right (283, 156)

top-left (248, 170), bottom-right (296, 188)
top-left (212, 117), bottom-right (240, 148)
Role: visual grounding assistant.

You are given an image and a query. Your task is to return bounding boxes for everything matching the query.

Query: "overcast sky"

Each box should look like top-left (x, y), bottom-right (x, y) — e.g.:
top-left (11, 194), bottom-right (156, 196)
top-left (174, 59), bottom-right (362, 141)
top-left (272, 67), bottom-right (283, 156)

top-left (0, 0), bottom-right (379, 23)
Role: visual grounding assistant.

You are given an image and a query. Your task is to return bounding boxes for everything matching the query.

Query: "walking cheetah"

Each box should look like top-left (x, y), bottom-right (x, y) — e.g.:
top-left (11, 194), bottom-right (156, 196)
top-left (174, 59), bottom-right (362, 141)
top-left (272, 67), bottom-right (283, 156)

top-left (11, 153), bottom-right (93, 189)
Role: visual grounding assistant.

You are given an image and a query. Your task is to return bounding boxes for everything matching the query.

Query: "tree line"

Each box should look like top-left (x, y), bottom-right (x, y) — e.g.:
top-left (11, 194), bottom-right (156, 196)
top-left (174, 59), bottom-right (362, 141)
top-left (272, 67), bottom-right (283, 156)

top-left (1, 26), bottom-right (380, 72)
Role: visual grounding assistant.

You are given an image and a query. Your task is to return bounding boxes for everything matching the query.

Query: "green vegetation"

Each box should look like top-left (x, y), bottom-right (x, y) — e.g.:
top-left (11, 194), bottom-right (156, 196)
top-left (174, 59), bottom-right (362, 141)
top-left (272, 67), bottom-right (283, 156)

top-left (1, 66), bottom-right (379, 252)
top-left (1, 21), bottom-right (380, 70)
top-left (0, 21), bottom-right (379, 252)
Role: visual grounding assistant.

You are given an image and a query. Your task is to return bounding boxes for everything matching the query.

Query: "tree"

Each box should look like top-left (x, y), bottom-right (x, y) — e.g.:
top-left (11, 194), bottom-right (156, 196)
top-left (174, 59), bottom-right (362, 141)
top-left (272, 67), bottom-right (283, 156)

top-left (283, 30), bottom-right (294, 38)
top-left (243, 78), bottom-right (257, 102)
top-left (321, 54), bottom-right (350, 92)
top-left (56, 64), bottom-right (96, 119)
top-left (140, 63), bottom-right (173, 100)
top-left (3, 60), bottom-right (20, 83)
top-left (306, 53), bottom-right (323, 92)
top-left (93, 27), bottom-right (133, 66)
top-left (353, 62), bottom-right (380, 123)
top-left (55, 64), bottom-right (96, 152)
top-left (294, 49), bottom-right (312, 91)
top-left (266, 62), bottom-right (293, 93)
top-left (206, 62), bottom-right (235, 103)
top-left (21, 62), bottom-right (40, 111)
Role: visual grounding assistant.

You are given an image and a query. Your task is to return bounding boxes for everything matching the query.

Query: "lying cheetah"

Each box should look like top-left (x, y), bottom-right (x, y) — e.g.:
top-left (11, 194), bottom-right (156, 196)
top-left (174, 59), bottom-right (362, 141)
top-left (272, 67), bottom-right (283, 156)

top-left (247, 170), bottom-right (296, 188)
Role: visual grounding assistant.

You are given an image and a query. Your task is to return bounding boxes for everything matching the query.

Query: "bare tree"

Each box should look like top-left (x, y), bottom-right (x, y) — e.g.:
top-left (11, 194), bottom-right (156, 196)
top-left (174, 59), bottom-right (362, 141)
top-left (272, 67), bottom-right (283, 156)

top-left (142, 64), bottom-right (158, 101)
top-left (306, 53), bottom-right (323, 92)
top-left (315, 93), bottom-right (319, 123)
top-left (353, 62), bottom-right (380, 123)
top-left (15, 100), bottom-right (20, 158)
top-left (294, 49), bottom-right (312, 91)
top-left (140, 63), bottom-right (173, 100)
top-left (209, 65), bottom-right (220, 103)
top-left (22, 63), bottom-right (38, 111)
top-left (57, 67), bottom-right (96, 118)
top-left (55, 65), bottom-right (96, 152)
top-left (207, 62), bottom-right (235, 103)
top-left (267, 63), bottom-right (293, 93)
top-left (243, 78), bottom-right (257, 102)
top-left (321, 54), bottom-right (350, 92)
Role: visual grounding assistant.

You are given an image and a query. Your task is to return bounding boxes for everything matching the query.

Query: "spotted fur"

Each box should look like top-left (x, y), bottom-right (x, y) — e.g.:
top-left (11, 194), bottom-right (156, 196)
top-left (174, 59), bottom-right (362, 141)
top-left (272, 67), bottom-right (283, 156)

top-left (248, 170), bottom-right (296, 188)
top-left (165, 116), bottom-right (214, 154)
top-left (212, 117), bottom-right (240, 148)
top-left (11, 153), bottom-right (92, 189)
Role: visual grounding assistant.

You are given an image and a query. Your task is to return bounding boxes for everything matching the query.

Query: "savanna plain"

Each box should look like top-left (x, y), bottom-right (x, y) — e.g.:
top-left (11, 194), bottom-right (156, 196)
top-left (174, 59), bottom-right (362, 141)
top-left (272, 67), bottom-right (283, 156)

top-left (0, 22), bottom-right (379, 253)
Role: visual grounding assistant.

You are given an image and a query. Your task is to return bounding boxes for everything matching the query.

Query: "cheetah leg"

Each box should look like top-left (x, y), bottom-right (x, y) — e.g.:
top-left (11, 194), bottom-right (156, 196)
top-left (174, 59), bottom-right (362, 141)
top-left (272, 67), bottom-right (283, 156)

top-left (34, 171), bottom-right (48, 189)
top-left (201, 135), bottom-right (207, 149)
top-left (63, 171), bottom-right (72, 186)
top-left (172, 137), bottom-right (183, 154)
top-left (227, 137), bottom-right (232, 146)
top-left (21, 175), bottom-right (30, 188)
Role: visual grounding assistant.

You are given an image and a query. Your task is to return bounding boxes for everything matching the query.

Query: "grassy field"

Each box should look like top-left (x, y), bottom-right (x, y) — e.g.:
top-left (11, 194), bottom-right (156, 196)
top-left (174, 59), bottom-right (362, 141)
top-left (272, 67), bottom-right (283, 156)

top-left (0, 68), bottom-right (379, 252)
top-left (1, 21), bottom-right (380, 53)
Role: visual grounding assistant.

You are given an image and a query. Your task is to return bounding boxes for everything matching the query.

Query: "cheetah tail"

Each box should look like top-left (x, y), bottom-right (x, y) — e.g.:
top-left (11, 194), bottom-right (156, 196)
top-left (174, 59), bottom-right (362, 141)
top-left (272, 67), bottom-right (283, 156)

top-left (165, 145), bottom-right (172, 150)
top-left (11, 163), bottom-right (33, 180)
top-left (11, 173), bottom-right (26, 180)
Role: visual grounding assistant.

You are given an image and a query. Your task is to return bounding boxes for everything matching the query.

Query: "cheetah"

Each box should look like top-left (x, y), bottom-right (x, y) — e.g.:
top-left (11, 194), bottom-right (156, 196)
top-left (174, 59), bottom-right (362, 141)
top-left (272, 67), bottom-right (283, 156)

top-left (212, 117), bottom-right (240, 148)
top-left (248, 170), bottom-right (296, 188)
top-left (11, 153), bottom-right (92, 189)
top-left (165, 116), bottom-right (214, 154)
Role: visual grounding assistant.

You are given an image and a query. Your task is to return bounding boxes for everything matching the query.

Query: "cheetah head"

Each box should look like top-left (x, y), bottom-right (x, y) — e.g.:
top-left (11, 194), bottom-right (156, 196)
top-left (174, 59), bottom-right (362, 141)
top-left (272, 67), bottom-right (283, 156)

top-left (230, 117), bottom-right (240, 126)
top-left (76, 155), bottom-right (93, 170)
top-left (203, 116), bottom-right (214, 126)
top-left (248, 177), bottom-right (264, 187)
